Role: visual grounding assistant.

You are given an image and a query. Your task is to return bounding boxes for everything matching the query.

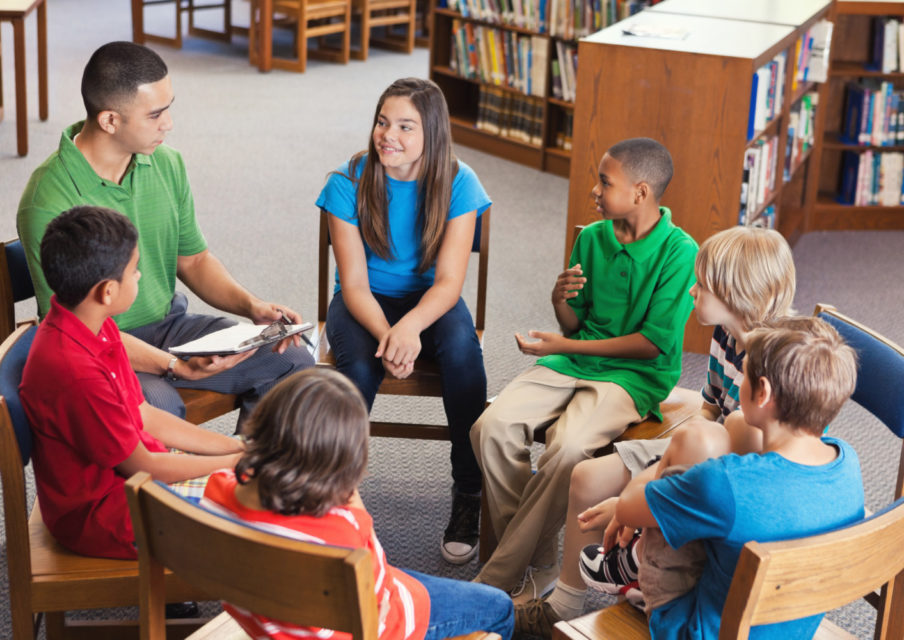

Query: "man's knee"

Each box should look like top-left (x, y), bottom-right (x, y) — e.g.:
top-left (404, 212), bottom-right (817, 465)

top-left (137, 373), bottom-right (186, 419)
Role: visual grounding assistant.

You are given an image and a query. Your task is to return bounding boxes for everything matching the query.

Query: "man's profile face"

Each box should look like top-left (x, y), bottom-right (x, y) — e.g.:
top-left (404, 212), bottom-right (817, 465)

top-left (114, 75), bottom-right (174, 156)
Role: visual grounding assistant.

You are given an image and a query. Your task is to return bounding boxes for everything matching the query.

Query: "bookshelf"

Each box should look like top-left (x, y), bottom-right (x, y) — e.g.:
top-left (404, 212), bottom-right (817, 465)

top-left (811, 0), bottom-right (904, 230)
top-left (564, 1), bottom-right (832, 353)
top-left (428, 0), bottom-right (653, 178)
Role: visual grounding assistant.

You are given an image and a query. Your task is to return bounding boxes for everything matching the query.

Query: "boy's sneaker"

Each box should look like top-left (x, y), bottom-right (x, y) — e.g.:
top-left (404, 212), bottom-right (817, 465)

top-left (578, 531), bottom-right (641, 593)
top-left (514, 595), bottom-right (561, 639)
top-left (441, 491), bottom-right (480, 564)
top-left (618, 580), bottom-right (646, 611)
top-left (510, 564), bottom-right (558, 606)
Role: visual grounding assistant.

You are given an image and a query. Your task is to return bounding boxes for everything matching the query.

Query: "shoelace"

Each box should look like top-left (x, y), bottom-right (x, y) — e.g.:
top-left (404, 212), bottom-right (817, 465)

top-left (511, 566), bottom-right (538, 599)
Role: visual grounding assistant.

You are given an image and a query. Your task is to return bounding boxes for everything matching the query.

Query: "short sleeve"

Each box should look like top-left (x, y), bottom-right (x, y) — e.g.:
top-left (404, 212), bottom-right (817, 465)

top-left (17, 201), bottom-right (55, 318)
top-left (173, 152), bottom-right (208, 257)
top-left (646, 458), bottom-right (735, 550)
top-left (316, 163), bottom-right (359, 225)
top-left (449, 161), bottom-right (492, 219)
top-left (638, 235), bottom-right (698, 354)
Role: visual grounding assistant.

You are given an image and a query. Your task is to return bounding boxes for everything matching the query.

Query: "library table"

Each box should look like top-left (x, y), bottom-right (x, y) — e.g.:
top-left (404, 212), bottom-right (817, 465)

top-left (0, 0), bottom-right (47, 156)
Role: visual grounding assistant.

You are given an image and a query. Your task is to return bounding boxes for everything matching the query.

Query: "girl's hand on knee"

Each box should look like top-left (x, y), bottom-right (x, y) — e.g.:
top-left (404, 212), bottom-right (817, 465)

top-left (578, 497), bottom-right (618, 533)
top-left (383, 357), bottom-right (414, 379)
top-left (375, 323), bottom-right (422, 367)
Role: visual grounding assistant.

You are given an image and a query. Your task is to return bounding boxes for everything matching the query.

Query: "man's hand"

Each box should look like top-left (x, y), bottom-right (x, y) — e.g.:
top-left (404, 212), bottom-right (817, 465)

top-left (577, 497), bottom-right (618, 534)
top-left (552, 264), bottom-right (586, 306)
top-left (515, 330), bottom-right (569, 357)
top-left (249, 301), bottom-right (304, 353)
top-left (175, 350), bottom-right (258, 381)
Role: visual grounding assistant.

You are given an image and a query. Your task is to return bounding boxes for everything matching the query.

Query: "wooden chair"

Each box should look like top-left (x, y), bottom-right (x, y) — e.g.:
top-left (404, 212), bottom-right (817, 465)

top-left (127, 471), bottom-right (506, 640)
top-left (554, 497), bottom-right (904, 640)
top-left (315, 207), bottom-right (490, 440)
top-left (249, 0), bottom-right (351, 72)
top-left (552, 304), bottom-right (904, 640)
top-left (0, 323), bottom-right (207, 640)
top-left (0, 238), bottom-right (238, 426)
top-left (351, 0), bottom-right (416, 61)
top-left (131, 0), bottom-right (233, 49)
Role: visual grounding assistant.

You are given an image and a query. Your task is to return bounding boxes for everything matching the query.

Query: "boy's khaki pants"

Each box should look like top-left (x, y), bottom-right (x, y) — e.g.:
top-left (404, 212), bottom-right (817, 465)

top-left (471, 365), bottom-right (642, 590)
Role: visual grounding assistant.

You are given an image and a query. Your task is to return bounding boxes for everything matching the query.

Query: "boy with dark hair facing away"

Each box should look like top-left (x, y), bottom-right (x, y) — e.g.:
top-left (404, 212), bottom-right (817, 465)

top-left (471, 137), bottom-right (698, 597)
top-left (606, 317), bottom-right (864, 639)
top-left (20, 206), bottom-right (244, 560)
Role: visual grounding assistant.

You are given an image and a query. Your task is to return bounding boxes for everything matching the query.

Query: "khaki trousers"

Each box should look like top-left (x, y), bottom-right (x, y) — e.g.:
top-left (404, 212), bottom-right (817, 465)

top-left (471, 365), bottom-right (642, 590)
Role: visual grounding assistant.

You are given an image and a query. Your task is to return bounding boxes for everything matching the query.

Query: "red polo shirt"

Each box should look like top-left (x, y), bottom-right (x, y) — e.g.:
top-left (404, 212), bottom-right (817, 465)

top-left (20, 297), bottom-right (167, 559)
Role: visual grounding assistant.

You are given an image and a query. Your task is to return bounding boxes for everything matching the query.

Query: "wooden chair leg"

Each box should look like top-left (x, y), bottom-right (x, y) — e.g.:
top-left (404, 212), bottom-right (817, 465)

top-left (44, 611), bottom-right (65, 640)
top-left (353, 8), bottom-right (369, 60)
top-left (174, 0), bottom-right (184, 48)
top-left (297, 5), bottom-right (308, 72)
top-left (131, 0), bottom-right (145, 44)
top-left (342, 4), bottom-right (351, 63)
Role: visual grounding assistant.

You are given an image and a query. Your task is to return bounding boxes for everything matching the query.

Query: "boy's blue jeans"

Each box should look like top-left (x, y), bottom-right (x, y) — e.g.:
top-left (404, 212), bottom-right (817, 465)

top-left (326, 290), bottom-right (486, 495)
top-left (403, 570), bottom-right (514, 640)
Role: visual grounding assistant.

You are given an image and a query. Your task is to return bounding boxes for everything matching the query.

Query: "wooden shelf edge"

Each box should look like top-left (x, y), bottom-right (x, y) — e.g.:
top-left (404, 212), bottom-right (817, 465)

top-left (837, 2), bottom-right (904, 17)
top-left (433, 7), bottom-right (544, 35)
top-left (829, 61), bottom-right (904, 78)
top-left (432, 65), bottom-right (544, 100)
top-left (822, 131), bottom-right (904, 151)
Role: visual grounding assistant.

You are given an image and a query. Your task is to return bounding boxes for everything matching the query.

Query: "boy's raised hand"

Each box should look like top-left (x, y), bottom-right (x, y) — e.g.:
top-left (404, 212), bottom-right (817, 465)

top-left (515, 330), bottom-right (568, 356)
top-left (552, 263), bottom-right (586, 306)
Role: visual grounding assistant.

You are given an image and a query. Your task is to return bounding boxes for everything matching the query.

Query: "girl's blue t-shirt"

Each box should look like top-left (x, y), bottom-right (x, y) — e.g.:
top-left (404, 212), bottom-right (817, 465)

top-left (316, 158), bottom-right (491, 297)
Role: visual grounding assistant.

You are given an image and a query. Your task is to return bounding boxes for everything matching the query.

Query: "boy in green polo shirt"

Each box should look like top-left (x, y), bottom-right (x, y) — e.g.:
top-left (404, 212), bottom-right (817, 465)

top-left (471, 138), bottom-right (698, 599)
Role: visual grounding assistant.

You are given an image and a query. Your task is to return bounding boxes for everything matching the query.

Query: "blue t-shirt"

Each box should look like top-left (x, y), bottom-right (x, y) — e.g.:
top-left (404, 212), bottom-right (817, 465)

top-left (315, 158), bottom-right (491, 297)
top-left (645, 436), bottom-right (864, 640)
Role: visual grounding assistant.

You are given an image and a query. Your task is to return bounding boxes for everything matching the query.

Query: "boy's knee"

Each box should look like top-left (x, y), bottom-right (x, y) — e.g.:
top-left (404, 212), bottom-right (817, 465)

top-left (667, 420), bottom-right (730, 466)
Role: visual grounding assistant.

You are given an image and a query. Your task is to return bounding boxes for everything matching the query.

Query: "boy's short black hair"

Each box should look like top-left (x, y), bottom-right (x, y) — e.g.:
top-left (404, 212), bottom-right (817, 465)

top-left (607, 137), bottom-right (674, 200)
top-left (81, 41), bottom-right (168, 119)
top-left (41, 206), bottom-right (138, 308)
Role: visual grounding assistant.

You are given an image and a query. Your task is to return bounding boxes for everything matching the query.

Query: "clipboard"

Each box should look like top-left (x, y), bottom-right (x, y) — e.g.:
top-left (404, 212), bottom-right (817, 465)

top-left (168, 321), bottom-right (314, 357)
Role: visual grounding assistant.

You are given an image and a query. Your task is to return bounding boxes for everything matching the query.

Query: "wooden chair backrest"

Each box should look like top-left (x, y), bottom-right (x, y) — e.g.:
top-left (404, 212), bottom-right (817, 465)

top-left (0, 323), bottom-right (40, 634)
top-left (720, 498), bottom-right (904, 640)
top-left (0, 238), bottom-right (36, 341)
top-left (317, 207), bottom-right (491, 332)
top-left (126, 472), bottom-right (380, 640)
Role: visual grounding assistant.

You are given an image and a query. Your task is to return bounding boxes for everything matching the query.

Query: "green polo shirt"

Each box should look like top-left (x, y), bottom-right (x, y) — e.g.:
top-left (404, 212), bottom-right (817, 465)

top-left (538, 209), bottom-right (698, 419)
top-left (17, 122), bottom-right (208, 331)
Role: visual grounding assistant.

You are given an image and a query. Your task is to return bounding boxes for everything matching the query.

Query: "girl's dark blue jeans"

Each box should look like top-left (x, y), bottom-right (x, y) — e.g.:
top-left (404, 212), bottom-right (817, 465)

top-left (326, 290), bottom-right (486, 494)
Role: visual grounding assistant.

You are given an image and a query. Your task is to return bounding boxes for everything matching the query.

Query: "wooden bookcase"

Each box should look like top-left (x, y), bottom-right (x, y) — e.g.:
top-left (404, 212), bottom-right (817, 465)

top-left (811, 0), bottom-right (904, 231)
top-left (428, 1), bottom-right (642, 178)
top-left (564, 1), bottom-right (832, 353)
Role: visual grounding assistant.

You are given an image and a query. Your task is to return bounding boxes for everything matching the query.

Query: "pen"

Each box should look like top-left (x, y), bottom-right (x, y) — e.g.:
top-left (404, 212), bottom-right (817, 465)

top-left (278, 310), bottom-right (315, 348)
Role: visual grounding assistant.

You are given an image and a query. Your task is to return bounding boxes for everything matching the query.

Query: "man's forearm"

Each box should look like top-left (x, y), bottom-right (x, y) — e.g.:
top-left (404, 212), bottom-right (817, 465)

top-left (121, 331), bottom-right (171, 375)
top-left (177, 251), bottom-right (259, 318)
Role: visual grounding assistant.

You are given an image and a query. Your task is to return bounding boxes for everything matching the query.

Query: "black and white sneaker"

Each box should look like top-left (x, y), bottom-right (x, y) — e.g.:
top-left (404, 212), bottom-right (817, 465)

top-left (578, 531), bottom-right (641, 594)
top-left (441, 491), bottom-right (480, 564)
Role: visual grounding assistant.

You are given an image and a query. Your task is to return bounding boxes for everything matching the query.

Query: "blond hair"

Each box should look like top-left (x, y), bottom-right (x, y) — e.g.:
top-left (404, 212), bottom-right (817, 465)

top-left (745, 317), bottom-right (857, 435)
top-left (695, 227), bottom-right (795, 329)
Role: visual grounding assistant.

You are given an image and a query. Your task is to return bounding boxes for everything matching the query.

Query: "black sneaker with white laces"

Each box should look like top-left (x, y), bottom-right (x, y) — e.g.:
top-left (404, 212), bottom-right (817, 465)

top-left (578, 530), bottom-right (641, 594)
top-left (441, 491), bottom-right (480, 564)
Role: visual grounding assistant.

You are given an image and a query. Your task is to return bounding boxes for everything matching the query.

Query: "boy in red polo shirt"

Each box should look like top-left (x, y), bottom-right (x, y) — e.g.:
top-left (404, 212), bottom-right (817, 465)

top-left (20, 205), bottom-right (245, 560)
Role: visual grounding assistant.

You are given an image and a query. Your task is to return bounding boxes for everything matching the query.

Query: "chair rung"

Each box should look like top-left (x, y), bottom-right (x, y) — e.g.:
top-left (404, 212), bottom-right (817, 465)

top-left (368, 13), bottom-right (412, 26)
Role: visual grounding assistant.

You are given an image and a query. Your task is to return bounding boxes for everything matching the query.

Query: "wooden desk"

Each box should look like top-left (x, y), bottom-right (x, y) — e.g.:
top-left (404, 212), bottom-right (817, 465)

top-left (0, 0), bottom-right (47, 157)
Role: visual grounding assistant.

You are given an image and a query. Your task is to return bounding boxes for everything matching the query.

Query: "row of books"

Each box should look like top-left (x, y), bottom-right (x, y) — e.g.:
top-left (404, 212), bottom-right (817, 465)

top-left (740, 204), bottom-right (776, 228)
top-left (551, 40), bottom-right (577, 102)
top-left (443, 0), bottom-right (548, 31)
top-left (838, 150), bottom-right (904, 206)
top-left (841, 81), bottom-right (904, 147)
top-left (450, 20), bottom-right (549, 97)
top-left (870, 17), bottom-right (904, 73)
top-left (784, 92), bottom-right (817, 180)
top-left (793, 19), bottom-right (832, 85)
top-left (547, 0), bottom-right (650, 41)
top-left (739, 136), bottom-right (779, 223)
top-left (553, 110), bottom-right (574, 151)
top-left (747, 52), bottom-right (786, 140)
top-left (476, 86), bottom-right (544, 146)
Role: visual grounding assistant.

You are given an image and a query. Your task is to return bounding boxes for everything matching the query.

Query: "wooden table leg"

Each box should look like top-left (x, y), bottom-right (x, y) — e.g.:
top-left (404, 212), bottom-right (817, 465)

top-left (37, 0), bottom-right (47, 121)
top-left (259, 0), bottom-right (272, 72)
top-left (13, 16), bottom-right (27, 156)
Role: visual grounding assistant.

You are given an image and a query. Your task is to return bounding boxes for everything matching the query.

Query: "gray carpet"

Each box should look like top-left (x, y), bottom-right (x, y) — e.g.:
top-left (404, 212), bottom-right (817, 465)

top-left (1, 1), bottom-right (903, 637)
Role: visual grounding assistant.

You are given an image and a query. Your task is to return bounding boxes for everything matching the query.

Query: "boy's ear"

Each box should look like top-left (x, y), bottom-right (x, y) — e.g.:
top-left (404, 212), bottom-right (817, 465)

top-left (755, 376), bottom-right (774, 409)
top-left (634, 181), bottom-right (650, 204)
top-left (92, 279), bottom-right (118, 307)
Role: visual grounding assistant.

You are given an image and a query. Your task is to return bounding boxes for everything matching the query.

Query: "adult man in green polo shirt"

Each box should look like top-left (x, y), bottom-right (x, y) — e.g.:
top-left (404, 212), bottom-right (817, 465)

top-left (470, 138), bottom-right (698, 602)
top-left (17, 41), bottom-right (313, 426)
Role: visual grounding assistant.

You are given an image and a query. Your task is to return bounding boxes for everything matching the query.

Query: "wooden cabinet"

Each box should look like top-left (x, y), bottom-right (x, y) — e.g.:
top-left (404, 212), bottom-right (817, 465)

top-left (564, 0), bottom-right (832, 352)
top-left (811, 0), bottom-right (904, 231)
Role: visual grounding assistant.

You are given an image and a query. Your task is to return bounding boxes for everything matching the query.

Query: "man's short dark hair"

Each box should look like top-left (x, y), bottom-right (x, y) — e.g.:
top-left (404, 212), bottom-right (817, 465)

top-left (607, 137), bottom-right (674, 200)
top-left (81, 41), bottom-right (168, 119)
top-left (41, 206), bottom-right (138, 308)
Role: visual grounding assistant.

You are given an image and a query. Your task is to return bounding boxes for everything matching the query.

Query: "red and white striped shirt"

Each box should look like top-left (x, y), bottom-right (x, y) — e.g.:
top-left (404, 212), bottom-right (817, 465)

top-left (202, 470), bottom-right (429, 640)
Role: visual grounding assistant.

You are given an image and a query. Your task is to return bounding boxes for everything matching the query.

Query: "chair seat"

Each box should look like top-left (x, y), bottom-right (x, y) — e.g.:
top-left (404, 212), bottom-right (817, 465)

top-left (28, 500), bottom-right (203, 611)
top-left (552, 603), bottom-right (858, 640)
top-left (177, 388), bottom-right (239, 425)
